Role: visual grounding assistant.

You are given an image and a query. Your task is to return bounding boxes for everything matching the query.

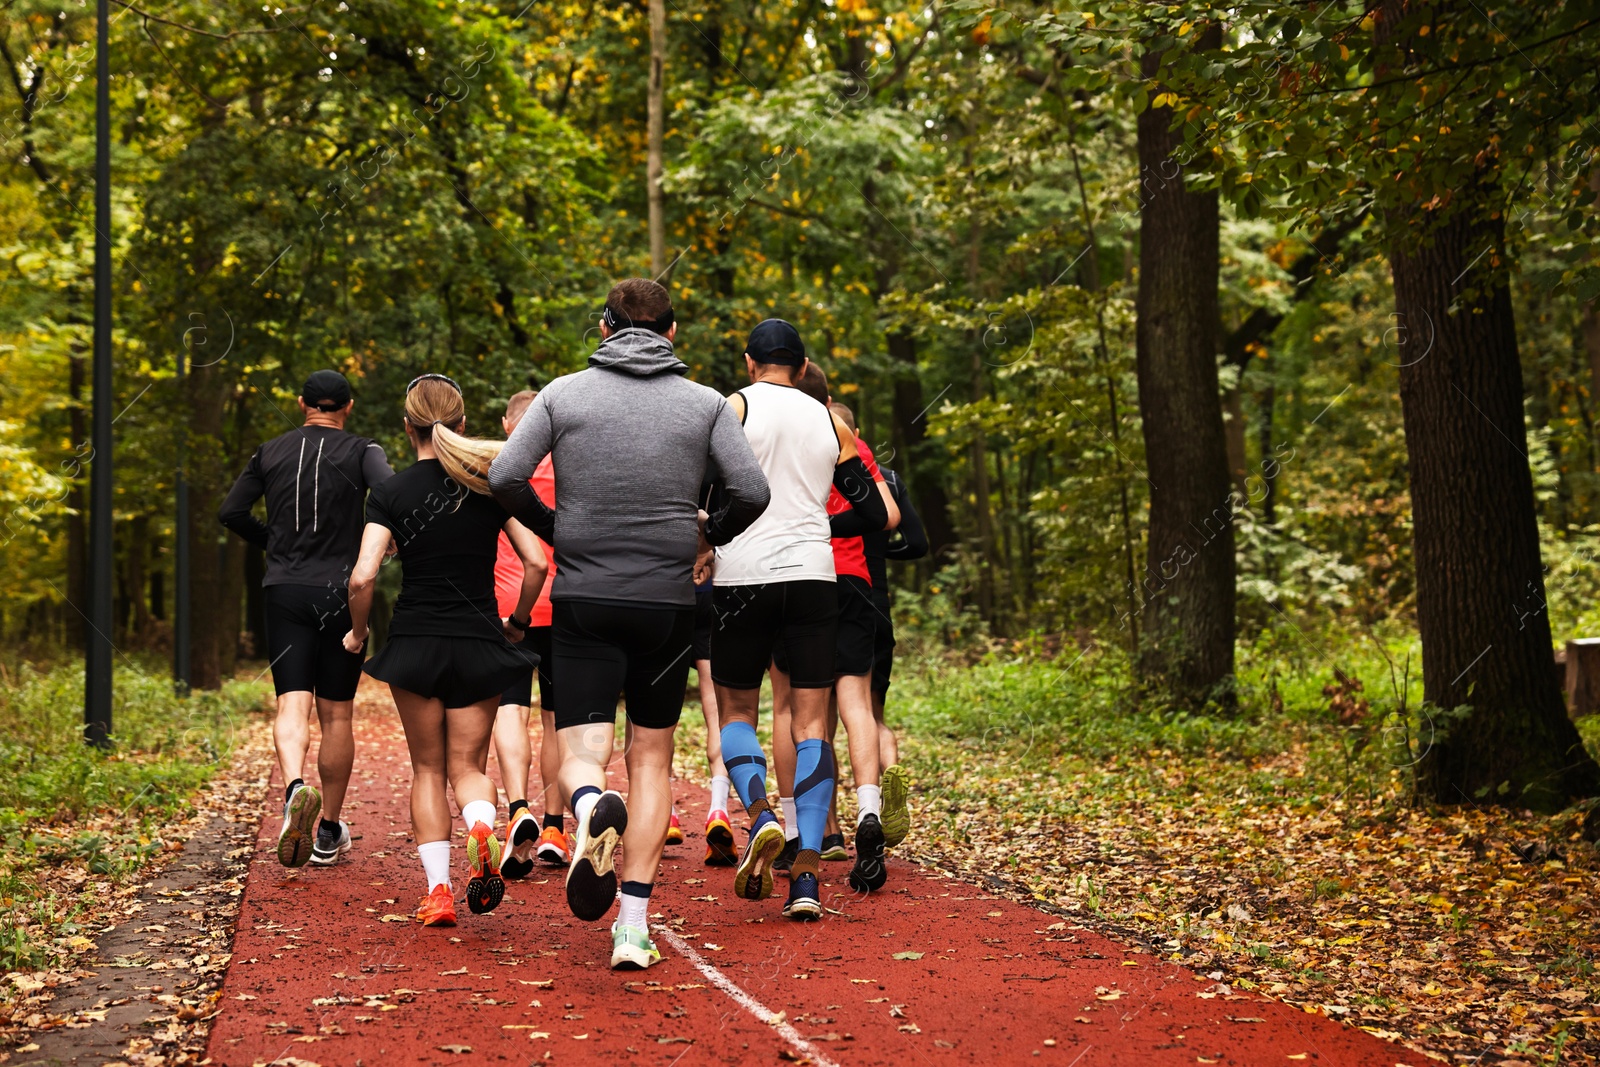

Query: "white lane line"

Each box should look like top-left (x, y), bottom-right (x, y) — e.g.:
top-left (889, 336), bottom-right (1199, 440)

top-left (652, 924), bottom-right (843, 1067)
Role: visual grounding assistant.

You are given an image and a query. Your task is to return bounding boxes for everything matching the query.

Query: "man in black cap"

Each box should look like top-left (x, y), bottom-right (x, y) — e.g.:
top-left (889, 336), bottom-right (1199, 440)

top-left (220, 369), bottom-right (394, 869)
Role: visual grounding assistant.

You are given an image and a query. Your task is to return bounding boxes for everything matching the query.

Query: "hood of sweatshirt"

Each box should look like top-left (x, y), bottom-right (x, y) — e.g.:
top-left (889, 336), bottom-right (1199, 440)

top-left (588, 328), bottom-right (687, 377)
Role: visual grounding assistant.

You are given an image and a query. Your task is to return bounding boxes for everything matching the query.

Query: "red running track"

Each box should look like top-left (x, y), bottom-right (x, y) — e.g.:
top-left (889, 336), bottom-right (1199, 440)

top-left (208, 686), bottom-right (1419, 1067)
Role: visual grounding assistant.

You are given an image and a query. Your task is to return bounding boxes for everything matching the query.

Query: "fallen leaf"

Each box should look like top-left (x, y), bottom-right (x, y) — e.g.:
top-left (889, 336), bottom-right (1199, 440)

top-left (437, 1044), bottom-right (472, 1054)
top-left (893, 952), bottom-right (924, 961)
top-left (439, 966), bottom-right (468, 976)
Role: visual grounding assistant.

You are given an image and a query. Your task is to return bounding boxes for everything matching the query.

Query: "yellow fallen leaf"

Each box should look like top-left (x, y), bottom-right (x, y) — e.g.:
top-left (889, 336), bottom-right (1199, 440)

top-left (379, 914), bottom-right (409, 923)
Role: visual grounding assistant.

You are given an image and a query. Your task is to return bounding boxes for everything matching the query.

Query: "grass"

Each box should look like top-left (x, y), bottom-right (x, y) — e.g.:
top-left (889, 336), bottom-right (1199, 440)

top-left (0, 657), bottom-right (270, 974)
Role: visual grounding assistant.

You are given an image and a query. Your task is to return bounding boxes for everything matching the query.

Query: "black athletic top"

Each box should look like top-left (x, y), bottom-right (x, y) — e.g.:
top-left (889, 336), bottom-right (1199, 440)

top-left (864, 468), bottom-right (929, 594)
top-left (364, 459), bottom-right (511, 641)
top-left (219, 425), bottom-right (394, 588)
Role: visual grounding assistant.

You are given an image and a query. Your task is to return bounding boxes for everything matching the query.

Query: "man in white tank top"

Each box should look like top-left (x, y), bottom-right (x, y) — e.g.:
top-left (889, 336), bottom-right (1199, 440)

top-left (708, 319), bottom-right (889, 922)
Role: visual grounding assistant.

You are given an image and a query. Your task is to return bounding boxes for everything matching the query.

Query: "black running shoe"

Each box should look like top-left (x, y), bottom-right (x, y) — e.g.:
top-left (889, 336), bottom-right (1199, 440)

top-left (819, 833), bottom-right (849, 862)
top-left (783, 872), bottom-right (822, 921)
top-left (848, 814), bottom-right (888, 893)
top-left (772, 836), bottom-right (800, 876)
top-left (566, 791), bottom-right (628, 922)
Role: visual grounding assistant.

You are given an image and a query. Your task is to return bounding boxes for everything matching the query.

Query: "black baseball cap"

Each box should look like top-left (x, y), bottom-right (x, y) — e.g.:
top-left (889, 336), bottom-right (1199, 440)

top-left (745, 319), bottom-right (806, 367)
top-left (301, 369), bottom-right (352, 411)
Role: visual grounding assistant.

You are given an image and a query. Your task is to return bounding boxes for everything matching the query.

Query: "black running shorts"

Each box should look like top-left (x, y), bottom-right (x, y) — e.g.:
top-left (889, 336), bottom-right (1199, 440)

top-left (690, 585), bottom-right (715, 662)
top-left (711, 580), bottom-right (837, 691)
top-left (869, 584), bottom-right (895, 696)
top-left (365, 633), bottom-right (537, 708)
top-left (551, 599), bottom-right (695, 732)
top-left (499, 625), bottom-right (554, 710)
top-left (263, 583), bottom-right (366, 700)
top-left (833, 575), bottom-right (878, 678)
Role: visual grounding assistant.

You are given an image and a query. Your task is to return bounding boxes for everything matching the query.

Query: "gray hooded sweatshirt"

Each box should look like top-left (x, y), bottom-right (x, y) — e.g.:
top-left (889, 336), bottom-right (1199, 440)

top-left (488, 328), bottom-right (770, 608)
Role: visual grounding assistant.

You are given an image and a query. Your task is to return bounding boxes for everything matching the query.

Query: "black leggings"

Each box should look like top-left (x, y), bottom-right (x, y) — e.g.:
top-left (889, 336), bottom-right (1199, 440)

top-left (551, 600), bottom-right (695, 731)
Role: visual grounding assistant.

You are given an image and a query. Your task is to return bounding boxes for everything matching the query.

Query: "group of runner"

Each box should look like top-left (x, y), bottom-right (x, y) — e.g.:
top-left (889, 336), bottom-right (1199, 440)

top-left (220, 278), bottom-right (928, 970)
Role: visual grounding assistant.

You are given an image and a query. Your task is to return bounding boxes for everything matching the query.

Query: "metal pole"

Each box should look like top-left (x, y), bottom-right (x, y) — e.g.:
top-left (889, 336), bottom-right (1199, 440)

top-left (174, 343), bottom-right (191, 695)
top-left (85, 0), bottom-right (113, 747)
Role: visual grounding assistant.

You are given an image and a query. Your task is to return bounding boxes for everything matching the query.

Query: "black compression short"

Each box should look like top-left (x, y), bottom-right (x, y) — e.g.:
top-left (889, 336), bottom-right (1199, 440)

top-left (870, 585), bottom-right (895, 696)
top-left (711, 580), bottom-right (837, 690)
top-left (263, 583), bottom-right (366, 700)
top-left (691, 586), bottom-right (715, 662)
top-left (500, 625), bottom-right (554, 710)
top-left (551, 599), bottom-right (694, 731)
top-left (833, 575), bottom-right (879, 678)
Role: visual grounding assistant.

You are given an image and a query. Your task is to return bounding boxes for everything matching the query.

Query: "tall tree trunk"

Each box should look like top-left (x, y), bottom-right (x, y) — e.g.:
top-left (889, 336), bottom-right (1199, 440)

top-left (127, 513), bottom-right (152, 642)
top-left (887, 329), bottom-right (956, 558)
top-left (1134, 29), bottom-right (1236, 707)
top-left (1389, 206), bottom-right (1600, 810)
top-left (67, 341), bottom-right (88, 612)
top-left (1258, 383), bottom-right (1278, 524)
top-left (186, 362), bottom-right (229, 689)
top-left (646, 0), bottom-right (667, 278)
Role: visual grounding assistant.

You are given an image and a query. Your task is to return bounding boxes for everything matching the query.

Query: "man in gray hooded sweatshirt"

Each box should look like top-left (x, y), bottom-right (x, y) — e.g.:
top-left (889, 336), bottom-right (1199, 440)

top-left (488, 278), bottom-right (769, 969)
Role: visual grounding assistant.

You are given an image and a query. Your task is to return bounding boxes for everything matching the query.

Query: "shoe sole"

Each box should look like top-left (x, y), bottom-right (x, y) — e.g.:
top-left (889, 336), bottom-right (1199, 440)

top-left (420, 910), bottom-right (457, 928)
top-left (849, 820), bottom-right (888, 893)
top-left (307, 839), bottom-right (351, 867)
top-left (567, 794), bottom-right (627, 922)
top-left (783, 896), bottom-right (822, 921)
top-left (503, 818), bottom-right (540, 880)
top-left (881, 765), bottom-right (911, 847)
top-left (610, 946), bottom-right (661, 970)
top-left (819, 846), bottom-right (850, 862)
top-left (734, 822), bottom-right (785, 901)
top-left (704, 824), bottom-right (737, 867)
top-left (277, 786), bottom-right (322, 868)
top-left (466, 829), bottom-right (505, 914)
top-left (536, 842), bottom-right (570, 867)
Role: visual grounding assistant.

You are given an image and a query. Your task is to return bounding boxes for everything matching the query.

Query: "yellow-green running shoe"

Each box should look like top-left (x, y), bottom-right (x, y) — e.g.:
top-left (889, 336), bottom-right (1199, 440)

top-left (881, 764), bottom-right (911, 847)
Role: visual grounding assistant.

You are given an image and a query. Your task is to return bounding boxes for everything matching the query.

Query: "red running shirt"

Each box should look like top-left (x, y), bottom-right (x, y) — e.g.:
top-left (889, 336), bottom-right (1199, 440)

top-left (494, 455), bottom-right (555, 624)
top-left (828, 437), bottom-right (884, 584)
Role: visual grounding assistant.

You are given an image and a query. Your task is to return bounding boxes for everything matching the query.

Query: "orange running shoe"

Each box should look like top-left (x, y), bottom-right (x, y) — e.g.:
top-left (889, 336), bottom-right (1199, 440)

top-left (535, 825), bottom-right (571, 866)
top-left (465, 821), bottom-right (505, 915)
top-left (666, 811), bottom-right (684, 845)
top-left (704, 809), bottom-right (736, 867)
top-left (417, 884), bottom-right (456, 927)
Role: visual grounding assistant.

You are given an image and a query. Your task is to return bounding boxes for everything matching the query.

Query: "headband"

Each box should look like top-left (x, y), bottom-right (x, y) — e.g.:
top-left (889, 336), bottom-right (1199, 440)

top-left (407, 373), bottom-right (462, 394)
top-left (602, 304), bottom-right (675, 335)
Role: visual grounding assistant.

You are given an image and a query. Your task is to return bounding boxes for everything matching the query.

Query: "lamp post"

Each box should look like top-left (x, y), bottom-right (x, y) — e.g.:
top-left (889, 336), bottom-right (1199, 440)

top-left (85, 0), bottom-right (113, 747)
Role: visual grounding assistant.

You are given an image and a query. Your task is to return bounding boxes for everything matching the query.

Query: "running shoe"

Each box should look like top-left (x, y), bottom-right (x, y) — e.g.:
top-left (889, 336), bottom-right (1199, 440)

top-left (734, 811), bottom-right (785, 901)
top-left (465, 821), bottom-right (505, 914)
top-left (567, 791), bottom-right (628, 922)
top-left (704, 810), bottom-right (737, 867)
top-left (772, 836), bottom-right (799, 875)
top-left (536, 825), bottom-right (572, 866)
top-left (308, 819), bottom-right (351, 867)
top-left (666, 811), bottom-right (684, 845)
top-left (848, 813), bottom-right (888, 893)
top-left (502, 808), bottom-right (540, 880)
top-left (819, 833), bottom-right (850, 862)
top-left (417, 883), bottom-right (457, 927)
top-left (276, 782), bottom-right (321, 868)
top-left (881, 764), bottom-right (911, 847)
top-left (610, 923), bottom-right (662, 970)
top-left (783, 872), bottom-right (822, 921)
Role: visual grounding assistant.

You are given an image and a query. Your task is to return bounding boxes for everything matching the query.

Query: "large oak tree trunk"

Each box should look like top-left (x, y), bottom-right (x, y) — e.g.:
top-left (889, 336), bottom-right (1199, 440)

top-left (186, 361), bottom-right (230, 689)
top-left (1133, 33), bottom-right (1236, 706)
top-left (1389, 206), bottom-right (1600, 810)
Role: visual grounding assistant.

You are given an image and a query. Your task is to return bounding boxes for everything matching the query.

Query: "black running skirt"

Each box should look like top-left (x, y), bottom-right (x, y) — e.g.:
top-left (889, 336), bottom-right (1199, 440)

top-left (365, 634), bottom-right (538, 708)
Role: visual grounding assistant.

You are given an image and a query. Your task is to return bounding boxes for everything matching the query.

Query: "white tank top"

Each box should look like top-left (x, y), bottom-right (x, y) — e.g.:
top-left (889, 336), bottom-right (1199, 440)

top-left (714, 381), bottom-right (839, 585)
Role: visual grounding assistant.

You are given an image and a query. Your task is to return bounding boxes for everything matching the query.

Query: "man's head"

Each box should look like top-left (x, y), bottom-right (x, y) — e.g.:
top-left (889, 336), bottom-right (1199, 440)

top-left (503, 389), bottom-right (536, 437)
top-left (829, 401), bottom-right (856, 435)
top-left (794, 361), bottom-right (829, 405)
top-left (298, 369), bottom-right (353, 424)
top-left (743, 318), bottom-right (809, 385)
top-left (600, 278), bottom-right (676, 340)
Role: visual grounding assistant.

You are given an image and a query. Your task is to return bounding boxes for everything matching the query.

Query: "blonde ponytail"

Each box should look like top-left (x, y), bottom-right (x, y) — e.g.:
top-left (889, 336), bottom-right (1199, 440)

top-left (403, 376), bottom-right (502, 496)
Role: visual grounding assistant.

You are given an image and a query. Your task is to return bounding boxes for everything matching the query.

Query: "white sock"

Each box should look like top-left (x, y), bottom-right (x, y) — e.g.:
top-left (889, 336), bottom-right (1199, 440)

top-left (710, 775), bottom-right (731, 813)
top-left (856, 784), bottom-right (882, 823)
top-left (780, 796), bottom-right (799, 840)
top-left (573, 789), bottom-right (600, 827)
top-left (461, 799), bottom-right (497, 832)
top-left (617, 887), bottom-right (651, 931)
top-left (418, 840), bottom-right (451, 891)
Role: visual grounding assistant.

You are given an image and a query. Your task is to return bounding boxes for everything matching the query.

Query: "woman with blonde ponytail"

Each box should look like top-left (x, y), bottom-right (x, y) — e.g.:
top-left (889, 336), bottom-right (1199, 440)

top-left (344, 374), bottom-right (549, 927)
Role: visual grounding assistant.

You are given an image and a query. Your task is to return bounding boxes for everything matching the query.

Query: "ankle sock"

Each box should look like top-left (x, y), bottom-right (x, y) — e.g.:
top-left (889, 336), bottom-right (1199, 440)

top-left (719, 722), bottom-right (769, 811)
top-left (779, 796), bottom-right (799, 841)
top-left (508, 798), bottom-right (530, 820)
top-left (542, 811), bottom-right (564, 832)
top-left (318, 817), bottom-right (341, 837)
top-left (417, 840), bottom-right (451, 891)
top-left (856, 784), bottom-right (882, 823)
top-left (461, 799), bottom-right (497, 831)
top-left (285, 778), bottom-right (304, 804)
top-left (710, 774), bottom-right (731, 813)
top-left (618, 880), bottom-right (652, 930)
top-left (572, 786), bottom-right (601, 827)
top-left (792, 740), bottom-right (835, 854)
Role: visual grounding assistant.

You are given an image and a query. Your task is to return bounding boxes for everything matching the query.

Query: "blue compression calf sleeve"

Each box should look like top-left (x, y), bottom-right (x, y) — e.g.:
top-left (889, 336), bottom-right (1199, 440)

top-left (719, 721), bottom-right (769, 810)
top-left (792, 739), bottom-right (835, 854)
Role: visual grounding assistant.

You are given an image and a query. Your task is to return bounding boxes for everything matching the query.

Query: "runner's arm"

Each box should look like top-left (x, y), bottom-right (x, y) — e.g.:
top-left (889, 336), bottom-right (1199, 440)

top-left (884, 472), bottom-right (929, 560)
top-left (362, 442), bottom-right (396, 486)
top-left (827, 414), bottom-right (888, 536)
top-left (702, 401), bottom-right (771, 546)
top-left (217, 451), bottom-right (271, 549)
top-left (502, 519), bottom-right (549, 628)
top-left (488, 393), bottom-right (556, 542)
top-left (342, 522), bottom-right (393, 652)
